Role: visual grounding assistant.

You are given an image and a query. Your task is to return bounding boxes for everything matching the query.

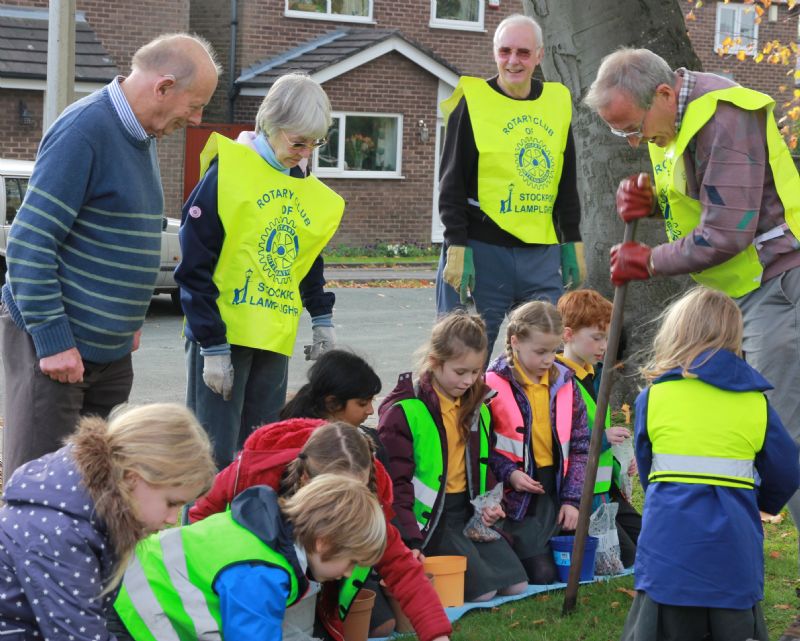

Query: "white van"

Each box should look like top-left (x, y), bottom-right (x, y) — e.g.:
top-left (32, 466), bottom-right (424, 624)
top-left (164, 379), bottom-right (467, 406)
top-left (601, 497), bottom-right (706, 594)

top-left (0, 158), bottom-right (182, 308)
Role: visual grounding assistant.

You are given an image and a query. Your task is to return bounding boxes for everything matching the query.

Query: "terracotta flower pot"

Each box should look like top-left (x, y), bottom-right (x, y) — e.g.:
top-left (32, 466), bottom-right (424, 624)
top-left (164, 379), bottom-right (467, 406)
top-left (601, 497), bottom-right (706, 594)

top-left (423, 555), bottom-right (467, 607)
top-left (342, 588), bottom-right (376, 641)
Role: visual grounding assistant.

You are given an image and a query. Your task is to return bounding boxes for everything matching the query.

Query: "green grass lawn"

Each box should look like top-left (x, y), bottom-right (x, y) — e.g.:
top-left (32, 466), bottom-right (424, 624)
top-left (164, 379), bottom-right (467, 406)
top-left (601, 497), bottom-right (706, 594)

top-left (395, 487), bottom-right (798, 641)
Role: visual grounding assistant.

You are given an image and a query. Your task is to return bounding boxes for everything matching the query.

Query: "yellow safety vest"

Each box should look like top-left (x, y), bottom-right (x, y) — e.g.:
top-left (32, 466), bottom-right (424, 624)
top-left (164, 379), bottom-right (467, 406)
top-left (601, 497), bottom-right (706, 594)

top-left (649, 86), bottom-right (800, 298)
top-left (199, 133), bottom-right (344, 355)
top-left (646, 377), bottom-right (767, 489)
top-left (441, 77), bottom-right (572, 244)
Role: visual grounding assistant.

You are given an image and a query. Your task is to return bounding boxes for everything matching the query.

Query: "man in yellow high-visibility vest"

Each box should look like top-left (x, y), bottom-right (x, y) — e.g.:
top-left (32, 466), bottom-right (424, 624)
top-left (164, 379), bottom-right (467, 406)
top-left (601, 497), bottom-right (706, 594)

top-left (436, 13), bottom-right (584, 355)
top-left (584, 47), bottom-right (800, 570)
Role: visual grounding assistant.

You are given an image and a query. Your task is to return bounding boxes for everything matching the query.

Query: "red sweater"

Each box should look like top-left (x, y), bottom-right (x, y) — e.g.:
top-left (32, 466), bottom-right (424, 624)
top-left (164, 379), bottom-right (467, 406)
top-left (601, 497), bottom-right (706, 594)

top-left (189, 418), bottom-right (451, 641)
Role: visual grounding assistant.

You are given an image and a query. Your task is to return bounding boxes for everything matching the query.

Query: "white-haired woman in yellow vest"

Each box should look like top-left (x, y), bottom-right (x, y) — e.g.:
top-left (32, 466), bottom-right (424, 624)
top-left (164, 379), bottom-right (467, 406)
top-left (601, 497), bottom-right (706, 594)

top-left (176, 72), bottom-right (344, 470)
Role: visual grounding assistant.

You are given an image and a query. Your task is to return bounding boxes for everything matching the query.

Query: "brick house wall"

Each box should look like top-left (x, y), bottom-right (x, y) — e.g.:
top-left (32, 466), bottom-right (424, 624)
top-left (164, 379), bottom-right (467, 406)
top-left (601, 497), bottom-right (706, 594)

top-left (2, 0), bottom-right (190, 218)
top-left (0, 90), bottom-right (42, 160)
top-left (233, 51), bottom-right (440, 246)
top-left (687, 1), bottom-right (799, 122)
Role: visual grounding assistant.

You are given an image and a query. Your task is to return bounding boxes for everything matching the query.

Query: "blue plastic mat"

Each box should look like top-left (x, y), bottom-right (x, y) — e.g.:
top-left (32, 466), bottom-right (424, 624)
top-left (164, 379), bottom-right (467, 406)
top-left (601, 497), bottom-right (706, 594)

top-left (370, 568), bottom-right (634, 640)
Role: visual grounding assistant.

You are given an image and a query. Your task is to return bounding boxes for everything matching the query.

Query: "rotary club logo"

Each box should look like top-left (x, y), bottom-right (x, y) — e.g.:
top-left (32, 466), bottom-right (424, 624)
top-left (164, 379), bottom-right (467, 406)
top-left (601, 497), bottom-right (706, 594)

top-left (259, 217), bottom-right (299, 284)
top-left (515, 138), bottom-right (554, 187)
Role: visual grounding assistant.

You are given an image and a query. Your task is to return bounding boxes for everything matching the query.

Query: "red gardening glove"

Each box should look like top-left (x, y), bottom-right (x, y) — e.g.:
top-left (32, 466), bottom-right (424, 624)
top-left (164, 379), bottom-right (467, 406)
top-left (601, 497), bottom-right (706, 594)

top-left (616, 173), bottom-right (654, 222)
top-left (610, 242), bottom-right (652, 287)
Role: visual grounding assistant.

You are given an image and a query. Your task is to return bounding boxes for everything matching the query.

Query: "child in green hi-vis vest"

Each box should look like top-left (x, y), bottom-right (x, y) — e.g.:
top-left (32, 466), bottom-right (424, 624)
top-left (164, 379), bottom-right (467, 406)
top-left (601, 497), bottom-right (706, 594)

top-left (112, 474), bottom-right (387, 641)
top-left (556, 288), bottom-right (642, 568)
top-left (378, 311), bottom-right (528, 603)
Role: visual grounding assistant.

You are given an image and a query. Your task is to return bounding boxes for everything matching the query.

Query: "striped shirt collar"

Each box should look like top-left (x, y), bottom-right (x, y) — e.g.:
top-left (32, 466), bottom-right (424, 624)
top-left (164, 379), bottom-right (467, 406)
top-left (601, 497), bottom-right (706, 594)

top-left (107, 76), bottom-right (150, 142)
top-left (675, 68), bottom-right (695, 133)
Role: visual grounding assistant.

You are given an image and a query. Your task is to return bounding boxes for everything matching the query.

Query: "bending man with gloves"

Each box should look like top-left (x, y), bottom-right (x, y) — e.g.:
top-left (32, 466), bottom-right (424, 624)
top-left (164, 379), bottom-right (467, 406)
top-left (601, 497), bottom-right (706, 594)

top-left (585, 47), bottom-right (800, 563)
top-left (436, 13), bottom-right (583, 354)
top-left (176, 72), bottom-right (343, 468)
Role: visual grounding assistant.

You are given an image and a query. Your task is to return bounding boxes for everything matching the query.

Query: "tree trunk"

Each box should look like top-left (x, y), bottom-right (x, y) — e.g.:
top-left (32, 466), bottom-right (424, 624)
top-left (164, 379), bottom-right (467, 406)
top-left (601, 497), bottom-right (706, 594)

top-left (523, 0), bottom-right (700, 403)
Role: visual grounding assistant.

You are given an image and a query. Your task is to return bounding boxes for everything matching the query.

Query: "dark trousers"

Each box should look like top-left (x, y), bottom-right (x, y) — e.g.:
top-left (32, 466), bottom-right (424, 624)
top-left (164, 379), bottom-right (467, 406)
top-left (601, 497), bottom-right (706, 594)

top-left (1, 308), bottom-right (133, 480)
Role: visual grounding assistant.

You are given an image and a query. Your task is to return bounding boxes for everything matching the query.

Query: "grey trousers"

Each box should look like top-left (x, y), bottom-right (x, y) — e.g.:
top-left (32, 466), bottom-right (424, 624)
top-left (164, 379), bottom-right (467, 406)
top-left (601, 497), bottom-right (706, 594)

top-left (620, 591), bottom-right (769, 641)
top-left (737, 266), bottom-right (800, 569)
top-left (185, 339), bottom-right (288, 469)
top-left (435, 239), bottom-right (563, 357)
top-left (0, 306), bottom-right (133, 480)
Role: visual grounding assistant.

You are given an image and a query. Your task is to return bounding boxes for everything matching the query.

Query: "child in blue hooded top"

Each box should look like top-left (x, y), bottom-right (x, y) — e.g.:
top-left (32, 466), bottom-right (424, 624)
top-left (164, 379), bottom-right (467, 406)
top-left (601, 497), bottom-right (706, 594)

top-left (621, 287), bottom-right (800, 641)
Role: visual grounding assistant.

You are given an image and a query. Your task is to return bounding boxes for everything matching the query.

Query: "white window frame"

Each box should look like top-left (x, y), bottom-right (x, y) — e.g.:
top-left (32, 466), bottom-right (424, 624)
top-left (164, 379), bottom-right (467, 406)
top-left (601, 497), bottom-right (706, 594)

top-left (313, 112), bottom-right (404, 179)
top-left (714, 2), bottom-right (759, 56)
top-left (284, 0), bottom-right (373, 24)
top-left (429, 0), bottom-right (485, 32)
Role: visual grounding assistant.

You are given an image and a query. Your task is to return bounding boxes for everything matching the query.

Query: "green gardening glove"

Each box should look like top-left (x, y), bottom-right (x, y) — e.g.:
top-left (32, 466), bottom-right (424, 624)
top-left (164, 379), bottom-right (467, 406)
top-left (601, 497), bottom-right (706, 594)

top-left (560, 241), bottom-right (585, 290)
top-left (443, 245), bottom-right (476, 304)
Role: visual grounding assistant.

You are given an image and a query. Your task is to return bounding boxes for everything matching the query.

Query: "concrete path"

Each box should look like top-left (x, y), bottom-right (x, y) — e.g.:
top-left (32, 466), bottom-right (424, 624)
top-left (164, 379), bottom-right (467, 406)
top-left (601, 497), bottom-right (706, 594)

top-left (0, 285), bottom-right (443, 429)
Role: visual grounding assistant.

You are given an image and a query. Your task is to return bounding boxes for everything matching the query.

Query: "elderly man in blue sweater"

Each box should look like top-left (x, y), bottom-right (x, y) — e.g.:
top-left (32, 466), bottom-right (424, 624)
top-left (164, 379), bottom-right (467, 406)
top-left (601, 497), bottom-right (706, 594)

top-left (0, 34), bottom-right (220, 479)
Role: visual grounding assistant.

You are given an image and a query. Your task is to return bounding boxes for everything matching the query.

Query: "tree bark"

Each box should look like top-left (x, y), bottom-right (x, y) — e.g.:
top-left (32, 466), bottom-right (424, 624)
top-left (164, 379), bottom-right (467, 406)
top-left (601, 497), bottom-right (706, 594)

top-left (523, 0), bottom-right (700, 402)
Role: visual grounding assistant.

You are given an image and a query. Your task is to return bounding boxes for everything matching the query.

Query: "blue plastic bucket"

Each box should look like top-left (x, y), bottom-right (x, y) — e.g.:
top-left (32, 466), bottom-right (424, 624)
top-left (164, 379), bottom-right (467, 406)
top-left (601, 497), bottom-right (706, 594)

top-left (550, 535), bottom-right (599, 583)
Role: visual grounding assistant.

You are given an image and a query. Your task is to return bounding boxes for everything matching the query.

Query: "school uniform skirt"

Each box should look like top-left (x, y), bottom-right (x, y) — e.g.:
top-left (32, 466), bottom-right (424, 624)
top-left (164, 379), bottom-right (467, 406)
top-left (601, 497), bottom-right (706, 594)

top-left (423, 492), bottom-right (527, 601)
top-left (502, 466), bottom-right (561, 560)
top-left (620, 591), bottom-right (769, 641)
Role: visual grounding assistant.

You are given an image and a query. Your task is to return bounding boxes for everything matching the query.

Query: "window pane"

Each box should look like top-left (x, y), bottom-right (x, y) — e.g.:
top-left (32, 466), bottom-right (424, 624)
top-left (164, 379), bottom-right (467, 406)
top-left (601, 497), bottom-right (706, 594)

top-left (331, 0), bottom-right (369, 16)
top-left (288, 0), bottom-right (325, 12)
top-left (317, 123), bottom-right (340, 168)
top-left (436, 0), bottom-right (479, 22)
top-left (740, 9), bottom-right (757, 46)
top-left (5, 178), bottom-right (26, 225)
top-left (344, 116), bottom-right (398, 172)
top-left (718, 7), bottom-right (736, 38)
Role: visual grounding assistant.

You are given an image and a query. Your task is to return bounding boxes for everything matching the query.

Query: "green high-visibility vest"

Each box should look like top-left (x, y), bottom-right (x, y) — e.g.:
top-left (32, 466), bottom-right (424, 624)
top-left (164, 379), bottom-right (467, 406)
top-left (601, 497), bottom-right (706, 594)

top-left (337, 565), bottom-right (371, 620)
top-left (649, 86), bottom-right (800, 298)
top-left (114, 510), bottom-right (301, 641)
top-left (573, 378), bottom-right (615, 495)
top-left (646, 377), bottom-right (766, 489)
top-left (441, 77), bottom-right (571, 244)
top-left (198, 133), bottom-right (345, 355)
top-left (396, 398), bottom-right (490, 542)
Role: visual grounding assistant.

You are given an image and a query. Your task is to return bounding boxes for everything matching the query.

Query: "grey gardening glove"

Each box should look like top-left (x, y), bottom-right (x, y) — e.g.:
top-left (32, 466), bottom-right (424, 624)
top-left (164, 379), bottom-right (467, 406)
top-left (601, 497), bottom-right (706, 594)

top-left (202, 353), bottom-right (234, 400)
top-left (305, 316), bottom-right (336, 361)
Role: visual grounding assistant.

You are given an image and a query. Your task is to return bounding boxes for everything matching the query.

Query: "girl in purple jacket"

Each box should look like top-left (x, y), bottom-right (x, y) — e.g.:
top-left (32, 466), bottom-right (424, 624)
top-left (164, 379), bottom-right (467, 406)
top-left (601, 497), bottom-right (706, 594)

top-left (0, 403), bottom-right (217, 640)
top-left (486, 300), bottom-right (589, 584)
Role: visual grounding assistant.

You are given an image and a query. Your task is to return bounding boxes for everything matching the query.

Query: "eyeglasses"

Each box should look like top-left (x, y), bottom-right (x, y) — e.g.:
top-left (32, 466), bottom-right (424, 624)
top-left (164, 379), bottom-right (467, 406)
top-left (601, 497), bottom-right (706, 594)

top-left (496, 47), bottom-right (533, 61)
top-left (281, 130), bottom-right (328, 151)
top-left (608, 104), bottom-right (652, 139)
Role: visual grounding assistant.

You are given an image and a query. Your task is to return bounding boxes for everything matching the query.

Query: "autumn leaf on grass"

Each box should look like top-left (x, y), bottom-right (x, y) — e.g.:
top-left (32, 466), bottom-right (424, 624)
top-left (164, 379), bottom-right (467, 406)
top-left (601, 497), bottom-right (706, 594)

top-left (533, 619), bottom-right (546, 625)
top-left (774, 604), bottom-right (792, 610)
top-left (769, 551), bottom-right (781, 559)
top-left (611, 601), bottom-right (621, 609)
top-left (509, 622), bottom-right (520, 629)
top-left (617, 588), bottom-right (637, 599)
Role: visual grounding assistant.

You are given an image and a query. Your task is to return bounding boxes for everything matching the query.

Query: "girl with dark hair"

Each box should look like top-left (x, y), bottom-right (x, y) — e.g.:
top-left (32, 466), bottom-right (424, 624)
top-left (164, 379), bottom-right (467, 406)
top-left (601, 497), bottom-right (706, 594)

top-left (280, 349), bottom-right (382, 425)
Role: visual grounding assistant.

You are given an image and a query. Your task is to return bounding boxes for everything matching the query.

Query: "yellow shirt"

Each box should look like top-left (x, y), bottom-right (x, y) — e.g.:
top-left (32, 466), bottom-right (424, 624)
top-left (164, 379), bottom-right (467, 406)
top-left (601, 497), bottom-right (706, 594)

top-left (514, 363), bottom-right (553, 467)
top-left (557, 354), bottom-right (594, 381)
top-left (435, 389), bottom-right (468, 493)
